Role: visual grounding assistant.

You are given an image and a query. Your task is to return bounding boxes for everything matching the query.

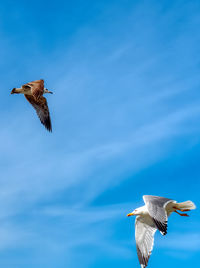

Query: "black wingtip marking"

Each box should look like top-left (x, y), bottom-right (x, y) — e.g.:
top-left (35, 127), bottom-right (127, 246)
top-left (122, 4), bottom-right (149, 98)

top-left (137, 246), bottom-right (150, 268)
top-left (153, 219), bottom-right (167, 235)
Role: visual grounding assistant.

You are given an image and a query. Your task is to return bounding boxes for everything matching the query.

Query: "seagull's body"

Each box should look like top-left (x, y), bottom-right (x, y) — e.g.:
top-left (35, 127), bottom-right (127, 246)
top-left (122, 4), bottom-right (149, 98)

top-left (11, 79), bottom-right (53, 132)
top-left (127, 195), bottom-right (196, 268)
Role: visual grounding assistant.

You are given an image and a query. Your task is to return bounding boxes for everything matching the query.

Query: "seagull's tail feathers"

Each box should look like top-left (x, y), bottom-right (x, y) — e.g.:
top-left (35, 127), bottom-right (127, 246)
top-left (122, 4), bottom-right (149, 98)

top-left (176, 201), bottom-right (196, 211)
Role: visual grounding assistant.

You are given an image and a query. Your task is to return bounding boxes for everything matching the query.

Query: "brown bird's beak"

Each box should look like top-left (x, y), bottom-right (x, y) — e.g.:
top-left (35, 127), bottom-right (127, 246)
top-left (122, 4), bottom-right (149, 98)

top-left (46, 89), bottom-right (53, 94)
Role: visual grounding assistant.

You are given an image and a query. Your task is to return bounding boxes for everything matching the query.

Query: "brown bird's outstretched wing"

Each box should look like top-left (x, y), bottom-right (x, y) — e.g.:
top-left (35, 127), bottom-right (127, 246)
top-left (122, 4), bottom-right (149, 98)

top-left (23, 79), bottom-right (44, 100)
top-left (24, 94), bottom-right (52, 132)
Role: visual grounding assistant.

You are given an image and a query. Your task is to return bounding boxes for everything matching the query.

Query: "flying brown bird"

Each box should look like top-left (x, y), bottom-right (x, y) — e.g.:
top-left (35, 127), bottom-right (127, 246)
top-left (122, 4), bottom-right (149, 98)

top-left (11, 79), bottom-right (53, 132)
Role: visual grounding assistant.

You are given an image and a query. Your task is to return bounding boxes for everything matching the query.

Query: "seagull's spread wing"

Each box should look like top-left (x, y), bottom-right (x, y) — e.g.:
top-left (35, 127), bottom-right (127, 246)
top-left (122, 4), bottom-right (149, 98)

top-left (25, 79), bottom-right (44, 100)
top-left (135, 216), bottom-right (157, 268)
top-left (24, 95), bottom-right (52, 132)
top-left (143, 195), bottom-right (174, 235)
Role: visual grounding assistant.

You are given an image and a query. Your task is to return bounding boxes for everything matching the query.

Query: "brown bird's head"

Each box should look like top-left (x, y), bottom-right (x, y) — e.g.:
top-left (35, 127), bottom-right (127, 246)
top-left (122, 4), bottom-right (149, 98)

top-left (44, 88), bottom-right (53, 94)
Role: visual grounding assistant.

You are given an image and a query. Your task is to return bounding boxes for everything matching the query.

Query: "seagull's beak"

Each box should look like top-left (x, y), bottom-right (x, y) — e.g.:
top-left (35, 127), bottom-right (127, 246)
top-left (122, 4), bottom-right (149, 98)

top-left (48, 90), bottom-right (53, 94)
top-left (127, 212), bottom-right (135, 217)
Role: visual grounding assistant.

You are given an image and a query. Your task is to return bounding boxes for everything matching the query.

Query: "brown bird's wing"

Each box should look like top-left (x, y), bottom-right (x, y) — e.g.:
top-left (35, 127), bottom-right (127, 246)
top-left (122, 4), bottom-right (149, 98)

top-left (24, 94), bottom-right (52, 132)
top-left (23, 79), bottom-right (44, 100)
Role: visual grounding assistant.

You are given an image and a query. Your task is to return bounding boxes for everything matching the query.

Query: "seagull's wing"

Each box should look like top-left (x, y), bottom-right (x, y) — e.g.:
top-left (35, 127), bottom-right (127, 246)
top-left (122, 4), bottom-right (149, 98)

top-left (25, 79), bottom-right (44, 100)
top-left (135, 216), bottom-right (157, 268)
top-left (24, 95), bottom-right (52, 132)
top-left (143, 195), bottom-right (174, 235)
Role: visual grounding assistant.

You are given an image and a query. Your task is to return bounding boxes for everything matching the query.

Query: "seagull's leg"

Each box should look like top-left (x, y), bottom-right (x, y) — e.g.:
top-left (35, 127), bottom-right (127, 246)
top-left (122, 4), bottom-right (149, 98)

top-left (173, 206), bottom-right (190, 213)
top-left (174, 210), bottom-right (189, 217)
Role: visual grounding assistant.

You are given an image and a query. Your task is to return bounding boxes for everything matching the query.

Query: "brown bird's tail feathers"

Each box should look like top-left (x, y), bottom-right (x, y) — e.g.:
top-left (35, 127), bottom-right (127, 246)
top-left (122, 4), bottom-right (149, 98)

top-left (11, 88), bottom-right (21, 94)
top-left (11, 88), bottom-right (16, 94)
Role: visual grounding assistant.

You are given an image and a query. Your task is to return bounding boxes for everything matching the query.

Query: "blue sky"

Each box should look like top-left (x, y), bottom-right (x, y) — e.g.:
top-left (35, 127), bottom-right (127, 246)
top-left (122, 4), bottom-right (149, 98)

top-left (0, 0), bottom-right (200, 267)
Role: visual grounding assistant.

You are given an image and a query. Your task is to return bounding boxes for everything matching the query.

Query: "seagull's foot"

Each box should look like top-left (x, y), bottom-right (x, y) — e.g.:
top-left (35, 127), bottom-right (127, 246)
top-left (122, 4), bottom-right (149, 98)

top-left (181, 213), bottom-right (189, 217)
top-left (175, 210), bottom-right (189, 217)
top-left (179, 209), bottom-right (190, 212)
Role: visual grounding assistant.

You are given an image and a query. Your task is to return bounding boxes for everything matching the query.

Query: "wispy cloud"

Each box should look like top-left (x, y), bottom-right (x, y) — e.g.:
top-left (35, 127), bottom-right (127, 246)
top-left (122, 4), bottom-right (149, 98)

top-left (157, 232), bottom-right (200, 251)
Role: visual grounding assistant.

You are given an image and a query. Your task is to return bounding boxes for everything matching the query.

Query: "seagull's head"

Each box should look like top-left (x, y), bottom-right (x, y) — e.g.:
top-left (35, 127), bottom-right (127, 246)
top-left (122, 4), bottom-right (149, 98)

top-left (127, 209), bottom-right (137, 217)
top-left (44, 88), bottom-right (53, 94)
top-left (127, 206), bottom-right (145, 217)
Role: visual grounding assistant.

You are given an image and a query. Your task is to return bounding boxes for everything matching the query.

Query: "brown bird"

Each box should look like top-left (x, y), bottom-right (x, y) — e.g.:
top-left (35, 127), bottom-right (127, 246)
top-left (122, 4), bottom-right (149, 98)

top-left (11, 79), bottom-right (53, 132)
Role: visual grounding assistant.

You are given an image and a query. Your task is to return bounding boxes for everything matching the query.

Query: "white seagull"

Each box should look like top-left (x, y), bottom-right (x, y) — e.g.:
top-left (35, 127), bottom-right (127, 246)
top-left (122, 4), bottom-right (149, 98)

top-left (127, 195), bottom-right (196, 268)
top-left (11, 79), bottom-right (53, 132)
